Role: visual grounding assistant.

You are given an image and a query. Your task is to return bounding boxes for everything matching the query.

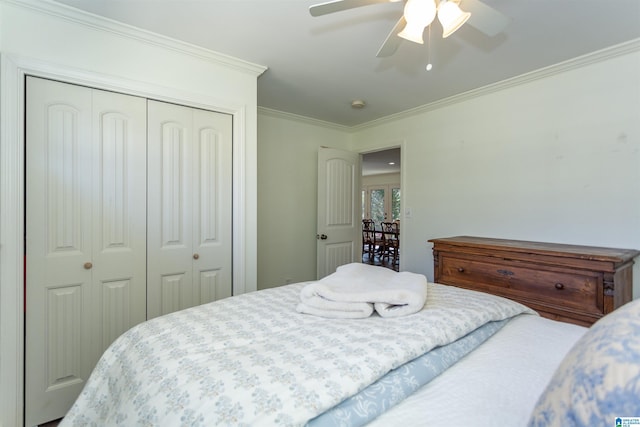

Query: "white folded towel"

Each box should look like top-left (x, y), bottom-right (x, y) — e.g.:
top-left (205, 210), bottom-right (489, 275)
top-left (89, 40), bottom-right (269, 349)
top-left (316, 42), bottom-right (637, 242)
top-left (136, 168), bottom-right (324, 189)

top-left (296, 263), bottom-right (428, 319)
top-left (296, 294), bottom-right (374, 319)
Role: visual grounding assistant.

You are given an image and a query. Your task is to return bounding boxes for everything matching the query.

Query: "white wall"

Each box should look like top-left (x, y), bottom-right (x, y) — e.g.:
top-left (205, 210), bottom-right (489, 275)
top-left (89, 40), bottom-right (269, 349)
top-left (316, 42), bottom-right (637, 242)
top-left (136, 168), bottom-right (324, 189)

top-left (0, 1), bottom-right (264, 425)
top-left (257, 110), bottom-right (352, 289)
top-left (351, 47), bottom-right (640, 294)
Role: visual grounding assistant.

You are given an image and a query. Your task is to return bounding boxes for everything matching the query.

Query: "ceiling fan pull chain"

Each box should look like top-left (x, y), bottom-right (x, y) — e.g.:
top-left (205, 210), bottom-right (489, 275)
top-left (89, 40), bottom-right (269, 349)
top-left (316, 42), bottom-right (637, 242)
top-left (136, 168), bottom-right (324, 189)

top-left (426, 22), bottom-right (433, 71)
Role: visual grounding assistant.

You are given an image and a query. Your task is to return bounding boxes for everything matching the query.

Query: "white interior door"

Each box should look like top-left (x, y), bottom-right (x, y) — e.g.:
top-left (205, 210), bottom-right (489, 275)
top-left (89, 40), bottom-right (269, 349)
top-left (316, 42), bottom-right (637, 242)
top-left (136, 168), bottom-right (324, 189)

top-left (147, 101), bottom-right (232, 319)
top-left (25, 77), bottom-right (147, 426)
top-left (317, 147), bottom-right (361, 279)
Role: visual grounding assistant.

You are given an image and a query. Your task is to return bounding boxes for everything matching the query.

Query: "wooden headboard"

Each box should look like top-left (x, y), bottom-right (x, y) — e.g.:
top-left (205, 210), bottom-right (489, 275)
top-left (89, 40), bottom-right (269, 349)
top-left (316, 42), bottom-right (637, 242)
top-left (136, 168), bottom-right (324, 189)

top-left (429, 236), bottom-right (640, 327)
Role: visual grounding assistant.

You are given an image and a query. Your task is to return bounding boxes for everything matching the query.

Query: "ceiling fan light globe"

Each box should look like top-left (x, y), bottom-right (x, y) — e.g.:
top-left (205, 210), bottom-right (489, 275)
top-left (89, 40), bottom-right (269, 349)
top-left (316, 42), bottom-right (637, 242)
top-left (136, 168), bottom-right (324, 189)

top-left (438, 1), bottom-right (471, 38)
top-left (398, 0), bottom-right (436, 44)
top-left (398, 24), bottom-right (426, 44)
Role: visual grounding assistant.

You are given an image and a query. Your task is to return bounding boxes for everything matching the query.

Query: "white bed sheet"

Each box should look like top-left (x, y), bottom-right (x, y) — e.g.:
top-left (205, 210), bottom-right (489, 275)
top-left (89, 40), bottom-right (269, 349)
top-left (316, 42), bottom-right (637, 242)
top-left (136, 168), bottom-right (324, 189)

top-left (367, 314), bottom-right (587, 427)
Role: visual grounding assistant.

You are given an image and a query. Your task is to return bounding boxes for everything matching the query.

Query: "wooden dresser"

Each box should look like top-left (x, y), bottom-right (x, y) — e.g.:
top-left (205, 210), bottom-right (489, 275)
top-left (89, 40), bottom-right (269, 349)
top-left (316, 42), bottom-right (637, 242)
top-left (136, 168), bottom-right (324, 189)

top-left (429, 236), bottom-right (640, 326)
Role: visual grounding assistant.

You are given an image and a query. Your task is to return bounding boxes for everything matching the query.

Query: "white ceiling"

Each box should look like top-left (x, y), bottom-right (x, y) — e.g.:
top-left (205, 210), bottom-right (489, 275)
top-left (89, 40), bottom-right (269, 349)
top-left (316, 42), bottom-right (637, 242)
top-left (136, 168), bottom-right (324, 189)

top-left (362, 148), bottom-right (401, 176)
top-left (53, 0), bottom-right (640, 127)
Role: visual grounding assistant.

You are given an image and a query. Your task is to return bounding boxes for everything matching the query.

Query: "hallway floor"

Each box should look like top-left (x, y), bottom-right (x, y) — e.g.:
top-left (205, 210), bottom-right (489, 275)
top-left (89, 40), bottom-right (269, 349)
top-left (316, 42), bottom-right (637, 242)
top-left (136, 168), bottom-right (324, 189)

top-left (362, 253), bottom-right (399, 271)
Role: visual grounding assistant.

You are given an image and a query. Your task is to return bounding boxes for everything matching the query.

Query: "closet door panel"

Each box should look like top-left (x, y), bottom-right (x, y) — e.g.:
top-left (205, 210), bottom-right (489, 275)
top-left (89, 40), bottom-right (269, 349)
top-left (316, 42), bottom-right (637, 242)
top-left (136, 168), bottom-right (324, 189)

top-left (100, 279), bottom-right (134, 349)
top-left (25, 77), bottom-right (94, 427)
top-left (161, 273), bottom-right (189, 314)
top-left (46, 285), bottom-right (84, 388)
top-left (90, 89), bottom-right (147, 362)
top-left (161, 121), bottom-right (189, 245)
top-left (200, 268), bottom-right (225, 303)
top-left (193, 109), bottom-right (233, 303)
top-left (147, 100), bottom-right (194, 318)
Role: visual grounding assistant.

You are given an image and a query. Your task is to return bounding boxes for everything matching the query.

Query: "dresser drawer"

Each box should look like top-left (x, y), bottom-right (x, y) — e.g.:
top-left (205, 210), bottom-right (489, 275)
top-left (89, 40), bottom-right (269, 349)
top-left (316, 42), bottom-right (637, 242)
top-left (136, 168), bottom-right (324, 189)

top-left (439, 255), bottom-right (603, 315)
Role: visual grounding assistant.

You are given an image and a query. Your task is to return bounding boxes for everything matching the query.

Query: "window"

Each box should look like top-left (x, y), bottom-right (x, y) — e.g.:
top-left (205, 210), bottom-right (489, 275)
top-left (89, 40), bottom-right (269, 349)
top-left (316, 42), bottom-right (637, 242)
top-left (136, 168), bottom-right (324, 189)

top-left (362, 184), bottom-right (400, 222)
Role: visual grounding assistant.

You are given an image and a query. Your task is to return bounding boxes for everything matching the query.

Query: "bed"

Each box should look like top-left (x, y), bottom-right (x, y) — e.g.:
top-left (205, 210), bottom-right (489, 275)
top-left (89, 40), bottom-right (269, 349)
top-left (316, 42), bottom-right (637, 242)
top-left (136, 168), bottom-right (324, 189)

top-left (60, 239), bottom-right (640, 427)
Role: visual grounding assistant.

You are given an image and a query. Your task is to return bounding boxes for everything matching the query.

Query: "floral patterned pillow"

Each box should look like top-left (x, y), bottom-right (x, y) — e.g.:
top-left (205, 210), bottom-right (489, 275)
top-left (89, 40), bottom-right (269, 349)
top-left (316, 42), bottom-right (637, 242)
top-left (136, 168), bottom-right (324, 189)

top-left (528, 298), bottom-right (640, 427)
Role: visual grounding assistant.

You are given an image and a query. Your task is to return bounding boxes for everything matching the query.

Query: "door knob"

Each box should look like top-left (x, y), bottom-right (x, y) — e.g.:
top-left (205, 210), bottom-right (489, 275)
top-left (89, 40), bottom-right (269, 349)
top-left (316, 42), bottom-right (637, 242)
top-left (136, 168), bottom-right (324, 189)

top-left (83, 262), bottom-right (93, 270)
top-left (193, 253), bottom-right (200, 260)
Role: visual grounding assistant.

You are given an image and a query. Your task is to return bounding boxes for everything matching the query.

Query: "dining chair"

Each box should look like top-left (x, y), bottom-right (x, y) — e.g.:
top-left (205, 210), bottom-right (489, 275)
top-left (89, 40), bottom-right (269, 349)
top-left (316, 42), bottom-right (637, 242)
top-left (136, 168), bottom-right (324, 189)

top-left (362, 219), bottom-right (383, 263)
top-left (381, 221), bottom-right (399, 267)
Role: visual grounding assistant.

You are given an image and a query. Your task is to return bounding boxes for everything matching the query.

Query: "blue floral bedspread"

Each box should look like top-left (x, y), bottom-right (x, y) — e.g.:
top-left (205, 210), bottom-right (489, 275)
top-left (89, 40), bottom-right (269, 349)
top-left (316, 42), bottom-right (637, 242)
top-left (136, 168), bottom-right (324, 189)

top-left (61, 282), bottom-right (533, 427)
top-left (308, 318), bottom-right (508, 427)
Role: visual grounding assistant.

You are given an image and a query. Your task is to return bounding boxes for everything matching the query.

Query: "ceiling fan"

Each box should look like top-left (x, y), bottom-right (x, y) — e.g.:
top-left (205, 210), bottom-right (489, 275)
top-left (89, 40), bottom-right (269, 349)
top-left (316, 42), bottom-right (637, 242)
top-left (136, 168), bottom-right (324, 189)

top-left (309, 0), bottom-right (509, 57)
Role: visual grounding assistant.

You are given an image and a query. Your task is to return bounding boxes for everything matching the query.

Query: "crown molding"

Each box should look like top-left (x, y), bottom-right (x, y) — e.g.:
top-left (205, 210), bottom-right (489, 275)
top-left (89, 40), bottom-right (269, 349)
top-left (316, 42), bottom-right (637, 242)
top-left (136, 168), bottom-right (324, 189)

top-left (2, 0), bottom-right (268, 77)
top-left (258, 106), bottom-right (351, 132)
top-left (352, 38), bottom-right (640, 131)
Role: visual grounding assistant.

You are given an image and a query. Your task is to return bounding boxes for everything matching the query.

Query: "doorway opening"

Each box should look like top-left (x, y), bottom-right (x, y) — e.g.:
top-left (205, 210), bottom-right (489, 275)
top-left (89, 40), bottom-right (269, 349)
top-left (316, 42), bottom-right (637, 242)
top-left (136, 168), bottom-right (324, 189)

top-left (361, 148), bottom-right (401, 271)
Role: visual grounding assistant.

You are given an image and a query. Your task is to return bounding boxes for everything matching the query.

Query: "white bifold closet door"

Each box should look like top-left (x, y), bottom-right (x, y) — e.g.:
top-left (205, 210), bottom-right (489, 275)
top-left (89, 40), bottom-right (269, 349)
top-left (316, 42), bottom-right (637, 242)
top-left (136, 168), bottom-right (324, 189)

top-left (146, 100), bottom-right (233, 319)
top-left (25, 77), bottom-right (147, 426)
top-left (25, 79), bottom-right (233, 426)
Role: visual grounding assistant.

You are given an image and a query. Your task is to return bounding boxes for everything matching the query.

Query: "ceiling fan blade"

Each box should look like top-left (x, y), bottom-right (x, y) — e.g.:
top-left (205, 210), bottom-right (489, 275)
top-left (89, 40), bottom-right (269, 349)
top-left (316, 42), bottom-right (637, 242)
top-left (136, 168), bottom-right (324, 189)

top-left (376, 16), bottom-right (406, 57)
top-left (462, 0), bottom-right (510, 37)
top-left (310, 0), bottom-right (392, 17)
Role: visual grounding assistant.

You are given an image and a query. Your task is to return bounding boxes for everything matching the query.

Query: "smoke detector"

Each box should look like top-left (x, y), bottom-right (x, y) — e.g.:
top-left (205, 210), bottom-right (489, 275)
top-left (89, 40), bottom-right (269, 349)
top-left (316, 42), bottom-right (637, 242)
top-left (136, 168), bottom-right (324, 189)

top-left (351, 100), bottom-right (366, 109)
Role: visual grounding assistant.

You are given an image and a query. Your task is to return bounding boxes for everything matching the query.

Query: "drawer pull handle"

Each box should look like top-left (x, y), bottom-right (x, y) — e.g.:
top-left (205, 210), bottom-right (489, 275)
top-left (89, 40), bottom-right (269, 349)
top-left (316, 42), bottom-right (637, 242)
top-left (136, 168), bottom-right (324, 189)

top-left (497, 269), bottom-right (514, 276)
top-left (554, 283), bottom-right (565, 290)
top-left (457, 267), bottom-right (465, 273)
